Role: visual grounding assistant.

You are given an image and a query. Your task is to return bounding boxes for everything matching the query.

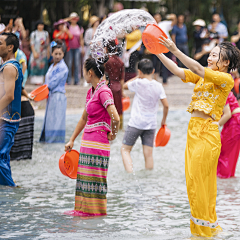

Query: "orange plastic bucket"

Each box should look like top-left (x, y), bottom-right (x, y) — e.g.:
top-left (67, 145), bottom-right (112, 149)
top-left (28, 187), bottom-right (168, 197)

top-left (122, 97), bottom-right (130, 111)
top-left (30, 84), bottom-right (49, 102)
top-left (142, 24), bottom-right (169, 54)
top-left (155, 125), bottom-right (171, 147)
top-left (59, 150), bottom-right (80, 179)
top-left (234, 78), bottom-right (240, 94)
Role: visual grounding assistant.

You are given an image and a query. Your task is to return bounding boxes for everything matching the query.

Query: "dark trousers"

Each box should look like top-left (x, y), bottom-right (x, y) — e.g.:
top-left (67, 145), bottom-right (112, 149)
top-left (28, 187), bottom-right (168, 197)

top-left (176, 43), bottom-right (189, 68)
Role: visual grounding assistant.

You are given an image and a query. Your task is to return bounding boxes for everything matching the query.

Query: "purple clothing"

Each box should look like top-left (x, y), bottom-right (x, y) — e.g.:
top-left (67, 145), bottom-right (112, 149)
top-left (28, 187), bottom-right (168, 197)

top-left (85, 80), bottom-right (114, 133)
top-left (69, 25), bottom-right (84, 49)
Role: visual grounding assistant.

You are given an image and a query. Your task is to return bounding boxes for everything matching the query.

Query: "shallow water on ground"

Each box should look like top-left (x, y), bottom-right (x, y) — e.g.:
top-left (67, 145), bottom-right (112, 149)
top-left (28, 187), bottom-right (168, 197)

top-left (0, 110), bottom-right (240, 240)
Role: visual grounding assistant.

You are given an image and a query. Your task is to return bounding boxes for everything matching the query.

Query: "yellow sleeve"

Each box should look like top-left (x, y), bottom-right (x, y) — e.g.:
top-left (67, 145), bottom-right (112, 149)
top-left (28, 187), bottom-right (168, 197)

top-left (204, 68), bottom-right (234, 91)
top-left (181, 69), bottom-right (201, 84)
top-left (19, 58), bottom-right (25, 64)
top-left (126, 30), bottom-right (142, 41)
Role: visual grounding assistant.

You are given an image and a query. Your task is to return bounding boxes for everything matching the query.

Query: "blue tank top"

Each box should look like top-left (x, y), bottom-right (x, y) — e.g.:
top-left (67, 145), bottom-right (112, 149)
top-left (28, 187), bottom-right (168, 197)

top-left (0, 59), bottom-right (23, 122)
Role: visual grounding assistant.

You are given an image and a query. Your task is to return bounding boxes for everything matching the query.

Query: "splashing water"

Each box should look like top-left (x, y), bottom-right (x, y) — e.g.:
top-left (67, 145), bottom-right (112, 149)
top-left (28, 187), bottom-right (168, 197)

top-left (90, 9), bottom-right (156, 62)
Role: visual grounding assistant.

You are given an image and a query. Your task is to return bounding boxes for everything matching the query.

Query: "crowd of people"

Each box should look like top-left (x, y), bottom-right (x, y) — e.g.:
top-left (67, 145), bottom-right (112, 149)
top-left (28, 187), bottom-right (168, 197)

top-left (1, 12), bottom-right (240, 88)
top-left (1, 8), bottom-right (240, 239)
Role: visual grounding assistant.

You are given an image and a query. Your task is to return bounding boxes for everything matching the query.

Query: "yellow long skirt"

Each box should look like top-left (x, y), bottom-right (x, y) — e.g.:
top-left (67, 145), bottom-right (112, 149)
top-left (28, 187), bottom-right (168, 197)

top-left (186, 117), bottom-right (222, 237)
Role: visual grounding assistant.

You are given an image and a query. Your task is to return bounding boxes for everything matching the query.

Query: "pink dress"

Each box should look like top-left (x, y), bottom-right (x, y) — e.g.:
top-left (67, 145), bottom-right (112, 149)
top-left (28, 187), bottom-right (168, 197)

top-left (217, 91), bottom-right (240, 178)
top-left (65, 80), bottom-right (114, 217)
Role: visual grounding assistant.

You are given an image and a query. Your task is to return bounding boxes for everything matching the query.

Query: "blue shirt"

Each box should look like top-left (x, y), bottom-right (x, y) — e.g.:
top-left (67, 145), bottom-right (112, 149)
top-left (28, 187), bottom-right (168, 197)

top-left (0, 60), bottom-right (23, 122)
top-left (208, 22), bottom-right (228, 43)
top-left (45, 59), bottom-right (68, 94)
top-left (15, 49), bottom-right (28, 87)
top-left (172, 24), bottom-right (188, 44)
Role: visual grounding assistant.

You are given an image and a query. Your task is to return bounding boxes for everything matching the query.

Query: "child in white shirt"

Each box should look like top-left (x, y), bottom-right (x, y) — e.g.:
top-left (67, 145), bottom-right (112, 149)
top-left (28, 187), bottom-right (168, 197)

top-left (121, 58), bottom-right (169, 172)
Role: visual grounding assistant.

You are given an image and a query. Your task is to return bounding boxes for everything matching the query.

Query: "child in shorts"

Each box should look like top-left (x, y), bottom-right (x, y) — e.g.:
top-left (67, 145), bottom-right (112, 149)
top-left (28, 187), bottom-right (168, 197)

top-left (121, 58), bottom-right (169, 173)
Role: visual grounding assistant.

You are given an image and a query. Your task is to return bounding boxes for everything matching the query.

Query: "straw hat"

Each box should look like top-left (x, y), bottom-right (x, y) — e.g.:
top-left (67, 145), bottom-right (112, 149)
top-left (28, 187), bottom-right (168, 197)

top-left (89, 16), bottom-right (99, 26)
top-left (193, 19), bottom-right (206, 27)
top-left (69, 12), bottom-right (79, 20)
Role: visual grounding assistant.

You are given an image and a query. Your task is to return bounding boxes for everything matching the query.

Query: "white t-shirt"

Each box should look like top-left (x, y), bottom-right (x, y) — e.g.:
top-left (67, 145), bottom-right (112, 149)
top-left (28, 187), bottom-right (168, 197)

top-left (128, 78), bottom-right (166, 130)
top-left (158, 21), bottom-right (173, 40)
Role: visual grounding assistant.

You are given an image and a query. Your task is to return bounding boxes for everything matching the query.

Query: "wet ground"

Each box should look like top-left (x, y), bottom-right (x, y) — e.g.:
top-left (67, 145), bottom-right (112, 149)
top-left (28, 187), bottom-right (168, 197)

top-left (0, 110), bottom-right (240, 240)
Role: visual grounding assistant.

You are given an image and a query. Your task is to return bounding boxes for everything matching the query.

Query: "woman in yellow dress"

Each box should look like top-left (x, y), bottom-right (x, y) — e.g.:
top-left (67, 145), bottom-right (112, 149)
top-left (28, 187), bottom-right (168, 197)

top-left (156, 38), bottom-right (240, 237)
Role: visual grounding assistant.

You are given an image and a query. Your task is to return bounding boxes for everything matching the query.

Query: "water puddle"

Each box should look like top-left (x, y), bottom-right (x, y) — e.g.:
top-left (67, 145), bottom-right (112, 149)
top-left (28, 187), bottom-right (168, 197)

top-left (0, 110), bottom-right (239, 239)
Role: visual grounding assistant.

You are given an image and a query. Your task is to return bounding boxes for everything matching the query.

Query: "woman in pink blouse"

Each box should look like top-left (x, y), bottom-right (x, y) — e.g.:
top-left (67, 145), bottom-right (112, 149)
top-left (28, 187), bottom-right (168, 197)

top-left (67, 12), bottom-right (85, 85)
top-left (64, 57), bottom-right (120, 216)
top-left (218, 91), bottom-right (240, 178)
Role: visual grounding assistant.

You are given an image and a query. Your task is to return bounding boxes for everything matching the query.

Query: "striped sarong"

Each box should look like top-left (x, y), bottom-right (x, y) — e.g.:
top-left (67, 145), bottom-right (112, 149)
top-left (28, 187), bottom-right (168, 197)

top-left (10, 101), bottom-right (34, 160)
top-left (66, 131), bottom-right (110, 216)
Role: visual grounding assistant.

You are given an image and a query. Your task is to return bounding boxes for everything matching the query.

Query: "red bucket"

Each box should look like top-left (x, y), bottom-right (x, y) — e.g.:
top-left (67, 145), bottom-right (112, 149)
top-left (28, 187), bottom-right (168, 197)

top-left (155, 125), bottom-right (171, 147)
top-left (59, 150), bottom-right (80, 179)
top-left (234, 78), bottom-right (240, 94)
top-left (142, 24), bottom-right (169, 54)
top-left (122, 97), bottom-right (130, 111)
top-left (30, 84), bottom-right (49, 102)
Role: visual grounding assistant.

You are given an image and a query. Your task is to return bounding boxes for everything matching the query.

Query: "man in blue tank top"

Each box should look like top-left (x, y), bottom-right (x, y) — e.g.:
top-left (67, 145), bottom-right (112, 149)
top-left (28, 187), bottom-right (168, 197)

top-left (0, 33), bottom-right (23, 186)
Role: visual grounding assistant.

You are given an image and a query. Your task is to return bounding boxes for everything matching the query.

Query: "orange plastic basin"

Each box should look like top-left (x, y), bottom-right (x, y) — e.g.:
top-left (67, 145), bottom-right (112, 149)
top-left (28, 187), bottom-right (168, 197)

top-left (155, 125), bottom-right (171, 147)
top-left (30, 84), bottom-right (49, 102)
top-left (142, 24), bottom-right (169, 54)
top-left (59, 150), bottom-right (80, 179)
top-left (234, 78), bottom-right (240, 94)
top-left (122, 97), bottom-right (130, 111)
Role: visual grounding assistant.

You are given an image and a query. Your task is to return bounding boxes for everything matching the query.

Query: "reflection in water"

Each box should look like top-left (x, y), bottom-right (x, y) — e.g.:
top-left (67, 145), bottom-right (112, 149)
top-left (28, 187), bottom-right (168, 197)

top-left (0, 110), bottom-right (239, 239)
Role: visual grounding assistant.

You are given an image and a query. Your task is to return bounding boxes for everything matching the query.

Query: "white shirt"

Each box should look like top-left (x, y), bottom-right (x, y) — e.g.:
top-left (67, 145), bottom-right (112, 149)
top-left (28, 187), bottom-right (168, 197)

top-left (208, 22), bottom-right (228, 43)
top-left (158, 21), bottom-right (173, 40)
top-left (128, 78), bottom-right (166, 130)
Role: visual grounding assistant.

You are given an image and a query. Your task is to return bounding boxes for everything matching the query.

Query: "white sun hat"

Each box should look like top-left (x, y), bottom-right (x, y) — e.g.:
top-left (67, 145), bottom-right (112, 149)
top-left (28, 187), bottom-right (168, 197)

top-left (193, 19), bottom-right (206, 27)
top-left (69, 12), bottom-right (79, 19)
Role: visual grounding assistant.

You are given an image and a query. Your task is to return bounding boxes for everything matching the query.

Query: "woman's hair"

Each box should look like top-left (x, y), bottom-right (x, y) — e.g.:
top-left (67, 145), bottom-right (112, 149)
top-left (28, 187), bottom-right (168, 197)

top-left (106, 40), bottom-right (116, 53)
top-left (217, 42), bottom-right (240, 72)
top-left (84, 57), bottom-right (108, 79)
top-left (35, 20), bottom-right (44, 29)
top-left (51, 39), bottom-right (65, 53)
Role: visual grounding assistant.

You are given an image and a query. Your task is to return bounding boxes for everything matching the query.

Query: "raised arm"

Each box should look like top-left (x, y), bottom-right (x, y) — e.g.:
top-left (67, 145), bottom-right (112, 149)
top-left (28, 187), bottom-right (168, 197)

top-left (158, 36), bottom-right (205, 78)
top-left (156, 54), bottom-right (185, 79)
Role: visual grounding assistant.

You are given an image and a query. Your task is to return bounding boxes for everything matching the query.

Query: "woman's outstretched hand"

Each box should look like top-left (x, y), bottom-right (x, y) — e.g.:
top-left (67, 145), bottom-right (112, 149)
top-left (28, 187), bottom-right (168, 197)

top-left (65, 140), bottom-right (74, 152)
top-left (159, 36), bottom-right (178, 53)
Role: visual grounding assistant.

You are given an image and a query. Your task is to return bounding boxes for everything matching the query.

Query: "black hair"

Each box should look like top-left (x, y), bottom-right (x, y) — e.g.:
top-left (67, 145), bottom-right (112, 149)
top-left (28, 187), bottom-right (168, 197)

top-left (138, 58), bottom-right (154, 74)
top-left (52, 39), bottom-right (65, 53)
top-left (84, 57), bottom-right (108, 79)
top-left (106, 40), bottom-right (116, 53)
top-left (35, 20), bottom-right (44, 29)
top-left (177, 14), bottom-right (185, 18)
top-left (216, 42), bottom-right (240, 72)
top-left (1, 32), bottom-right (19, 53)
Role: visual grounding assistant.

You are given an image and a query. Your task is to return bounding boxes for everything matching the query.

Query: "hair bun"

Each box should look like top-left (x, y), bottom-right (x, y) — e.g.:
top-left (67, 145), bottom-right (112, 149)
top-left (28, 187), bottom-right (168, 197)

top-left (96, 55), bottom-right (109, 64)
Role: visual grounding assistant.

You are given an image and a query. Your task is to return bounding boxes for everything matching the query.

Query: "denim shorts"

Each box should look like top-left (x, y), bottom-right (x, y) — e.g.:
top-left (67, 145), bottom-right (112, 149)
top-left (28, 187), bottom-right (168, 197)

top-left (122, 125), bottom-right (156, 147)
